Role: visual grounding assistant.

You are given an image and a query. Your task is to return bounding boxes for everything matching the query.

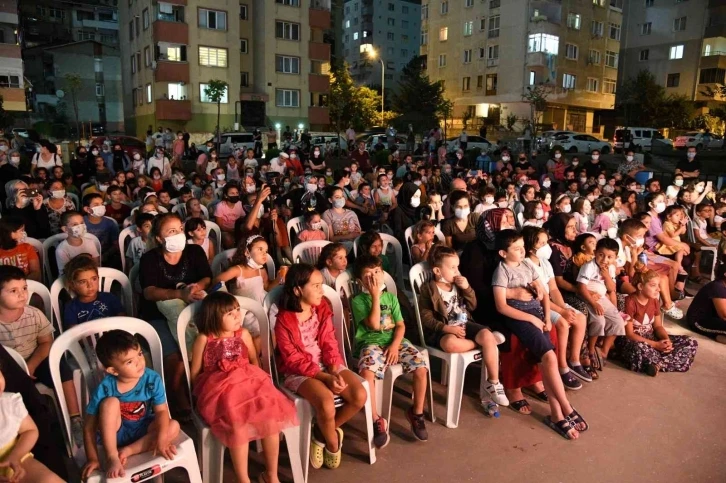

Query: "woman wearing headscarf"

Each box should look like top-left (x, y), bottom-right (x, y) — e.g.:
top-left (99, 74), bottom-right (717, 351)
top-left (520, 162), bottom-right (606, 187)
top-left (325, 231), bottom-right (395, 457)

top-left (4, 180), bottom-right (50, 238)
top-left (389, 181), bottom-right (422, 255)
top-left (70, 145), bottom-right (91, 188)
top-left (111, 142), bottom-right (131, 175)
top-left (460, 208), bottom-right (554, 414)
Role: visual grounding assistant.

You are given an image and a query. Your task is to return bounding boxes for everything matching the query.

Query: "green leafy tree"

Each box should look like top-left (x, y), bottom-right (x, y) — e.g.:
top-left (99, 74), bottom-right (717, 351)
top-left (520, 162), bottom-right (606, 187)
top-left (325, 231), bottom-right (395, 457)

top-left (522, 85), bottom-right (550, 131)
top-left (204, 80), bottom-right (228, 145)
top-left (437, 97), bottom-right (454, 140)
top-left (392, 56), bottom-right (448, 133)
top-left (64, 73), bottom-right (82, 141)
top-left (617, 70), bottom-right (697, 129)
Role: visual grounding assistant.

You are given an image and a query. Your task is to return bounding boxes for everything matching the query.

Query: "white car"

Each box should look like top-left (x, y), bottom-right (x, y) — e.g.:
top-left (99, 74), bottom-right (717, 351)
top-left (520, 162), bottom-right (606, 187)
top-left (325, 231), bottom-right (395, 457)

top-left (201, 132), bottom-right (256, 156)
top-left (309, 132), bottom-right (347, 152)
top-left (447, 135), bottom-right (494, 153)
top-left (674, 132), bottom-right (724, 150)
top-left (539, 130), bottom-right (575, 150)
top-left (553, 133), bottom-right (612, 154)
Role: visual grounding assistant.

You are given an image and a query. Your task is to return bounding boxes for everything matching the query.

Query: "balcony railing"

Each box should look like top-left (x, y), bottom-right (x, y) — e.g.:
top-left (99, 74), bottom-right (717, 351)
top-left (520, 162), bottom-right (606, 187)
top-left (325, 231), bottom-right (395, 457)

top-left (704, 50), bottom-right (726, 56)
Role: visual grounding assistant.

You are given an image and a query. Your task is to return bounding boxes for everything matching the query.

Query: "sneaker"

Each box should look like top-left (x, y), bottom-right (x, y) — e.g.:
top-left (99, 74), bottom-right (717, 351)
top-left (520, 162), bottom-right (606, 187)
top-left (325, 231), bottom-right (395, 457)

top-left (663, 304), bottom-right (684, 320)
top-left (568, 363), bottom-right (593, 383)
top-left (560, 370), bottom-right (582, 391)
top-left (484, 381), bottom-right (509, 406)
top-left (372, 417), bottom-right (390, 449)
top-left (405, 408), bottom-right (428, 442)
top-left (70, 415), bottom-right (84, 447)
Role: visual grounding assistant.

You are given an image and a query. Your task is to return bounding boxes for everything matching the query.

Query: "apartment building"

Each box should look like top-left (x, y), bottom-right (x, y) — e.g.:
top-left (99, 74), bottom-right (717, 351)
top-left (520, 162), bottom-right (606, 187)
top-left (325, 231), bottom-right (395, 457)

top-left (20, 0), bottom-right (120, 48)
top-left (620, 0), bottom-right (726, 103)
top-left (421, 0), bottom-right (623, 133)
top-left (119, 0), bottom-right (332, 138)
top-left (0, 0), bottom-right (26, 112)
top-left (342, 0), bottom-right (421, 93)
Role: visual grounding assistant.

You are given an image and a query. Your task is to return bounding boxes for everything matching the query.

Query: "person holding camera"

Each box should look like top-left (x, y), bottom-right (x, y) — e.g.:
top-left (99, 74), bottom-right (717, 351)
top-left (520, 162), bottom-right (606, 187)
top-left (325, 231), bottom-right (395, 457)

top-left (4, 180), bottom-right (50, 239)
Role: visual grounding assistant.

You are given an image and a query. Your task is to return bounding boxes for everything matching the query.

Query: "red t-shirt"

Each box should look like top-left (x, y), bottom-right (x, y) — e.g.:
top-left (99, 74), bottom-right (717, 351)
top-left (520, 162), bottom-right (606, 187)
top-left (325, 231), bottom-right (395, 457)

top-left (0, 243), bottom-right (39, 275)
top-left (105, 203), bottom-right (131, 226)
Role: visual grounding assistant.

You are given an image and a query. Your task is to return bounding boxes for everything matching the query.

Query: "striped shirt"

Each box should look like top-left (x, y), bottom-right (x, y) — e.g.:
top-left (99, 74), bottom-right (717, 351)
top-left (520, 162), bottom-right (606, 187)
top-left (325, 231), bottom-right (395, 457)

top-left (0, 306), bottom-right (54, 359)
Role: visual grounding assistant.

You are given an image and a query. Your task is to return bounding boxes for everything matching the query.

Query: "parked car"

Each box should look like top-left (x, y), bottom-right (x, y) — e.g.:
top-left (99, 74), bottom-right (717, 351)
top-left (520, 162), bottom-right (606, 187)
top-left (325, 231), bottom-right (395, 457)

top-left (200, 132), bottom-right (256, 157)
top-left (538, 130), bottom-right (575, 150)
top-left (91, 135), bottom-right (147, 159)
top-left (613, 127), bottom-right (672, 152)
top-left (446, 135), bottom-right (494, 153)
top-left (361, 134), bottom-right (408, 152)
top-left (553, 133), bottom-right (612, 154)
top-left (674, 132), bottom-right (724, 150)
top-left (309, 132), bottom-right (347, 152)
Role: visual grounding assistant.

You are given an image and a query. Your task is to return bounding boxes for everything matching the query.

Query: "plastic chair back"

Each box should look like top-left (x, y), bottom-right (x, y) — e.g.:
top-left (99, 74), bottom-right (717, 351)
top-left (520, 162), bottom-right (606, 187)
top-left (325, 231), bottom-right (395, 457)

top-left (27, 279), bottom-right (52, 324)
top-left (403, 226), bottom-right (445, 264)
top-left (204, 220), bottom-right (222, 256)
top-left (292, 240), bottom-right (330, 265)
top-left (409, 262), bottom-right (434, 348)
top-left (119, 225), bottom-right (137, 273)
top-left (4, 345), bottom-right (28, 374)
top-left (43, 233), bottom-right (102, 282)
top-left (353, 232), bottom-right (405, 286)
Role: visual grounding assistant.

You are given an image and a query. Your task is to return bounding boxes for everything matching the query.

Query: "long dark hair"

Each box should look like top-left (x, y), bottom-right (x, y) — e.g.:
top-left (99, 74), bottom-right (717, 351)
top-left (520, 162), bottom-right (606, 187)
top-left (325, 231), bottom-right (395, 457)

top-left (0, 216), bottom-right (24, 250)
top-left (280, 263), bottom-right (316, 312)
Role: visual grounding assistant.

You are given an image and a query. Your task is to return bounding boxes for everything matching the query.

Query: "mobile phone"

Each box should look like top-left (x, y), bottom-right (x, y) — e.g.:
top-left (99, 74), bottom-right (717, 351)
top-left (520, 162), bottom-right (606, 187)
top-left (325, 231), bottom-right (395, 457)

top-left (469, 170), bottom-right (478, 177)
top-left (208, 282), bottom-right (223, 293)
top-left (23, 188), bottom-right (39, 197)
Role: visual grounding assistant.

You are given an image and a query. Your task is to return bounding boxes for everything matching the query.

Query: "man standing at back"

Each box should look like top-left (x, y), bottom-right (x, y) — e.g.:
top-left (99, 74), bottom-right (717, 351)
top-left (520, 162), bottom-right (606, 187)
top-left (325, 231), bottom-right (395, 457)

top-left (675, 146), bottom-right (701, 181)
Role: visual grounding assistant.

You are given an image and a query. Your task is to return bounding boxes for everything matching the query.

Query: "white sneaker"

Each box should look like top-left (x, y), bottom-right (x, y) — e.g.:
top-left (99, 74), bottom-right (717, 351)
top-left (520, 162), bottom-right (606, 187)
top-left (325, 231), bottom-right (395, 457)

top-left (663, 304), bottom-right (683, 320)
top-left (484, 381), bottom-right (509, 407)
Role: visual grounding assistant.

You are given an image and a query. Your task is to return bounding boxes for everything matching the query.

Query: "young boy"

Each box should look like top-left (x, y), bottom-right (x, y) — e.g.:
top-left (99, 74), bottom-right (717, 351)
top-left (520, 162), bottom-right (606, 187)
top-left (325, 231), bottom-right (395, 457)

top-left (297, 210), bottom-right (326, 242)
top-left (104, 186), bottom-right (131, 227)
top-left (577, 237), bottom-right (626, 368)
top-left (474, 186), bottom-right (497, 214)
top-left (63, 255), bottom-right (124, 328)
top-left (125, 212), bottom-right (154, 270)
top-left (81, 330), bottom-right (180, 480)
top-left (351, 255), bottom-right (429, 447)
top-left (492, 230), bottom-right (586, 440)
top-left (83, 193), bottom-right (120, 266)
top-left (57, 210), bottom-right (101, 275)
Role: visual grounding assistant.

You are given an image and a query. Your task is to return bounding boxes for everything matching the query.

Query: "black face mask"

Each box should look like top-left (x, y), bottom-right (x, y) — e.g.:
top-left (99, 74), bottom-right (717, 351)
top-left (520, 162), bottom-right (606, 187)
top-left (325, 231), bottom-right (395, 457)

top-left (227, 196), bottom-right (240, 203)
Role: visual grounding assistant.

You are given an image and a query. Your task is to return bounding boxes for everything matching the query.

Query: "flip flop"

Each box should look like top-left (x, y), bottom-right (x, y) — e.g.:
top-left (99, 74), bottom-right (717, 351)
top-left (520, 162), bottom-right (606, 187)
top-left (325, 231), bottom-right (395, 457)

top-left (508, 399), bottom-right (532, 415)
top-left (545, 416), bottom-right (578, 440)
top-left (523, 388), bottom-right (548, 402)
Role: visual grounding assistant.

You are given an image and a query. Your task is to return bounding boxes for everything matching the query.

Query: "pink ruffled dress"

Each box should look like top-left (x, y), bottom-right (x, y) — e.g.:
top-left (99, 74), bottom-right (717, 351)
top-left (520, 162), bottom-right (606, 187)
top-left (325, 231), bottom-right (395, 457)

top-left (193, 330), bottom-right (297, 446)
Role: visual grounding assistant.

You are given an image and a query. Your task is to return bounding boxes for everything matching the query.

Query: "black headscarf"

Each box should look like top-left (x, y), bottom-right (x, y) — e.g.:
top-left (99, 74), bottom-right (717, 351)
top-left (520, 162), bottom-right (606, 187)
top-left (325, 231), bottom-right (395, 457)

top-left (396, 181), bottom-right (421, 219)
top-left (476, 208), bottom-right (513, 250)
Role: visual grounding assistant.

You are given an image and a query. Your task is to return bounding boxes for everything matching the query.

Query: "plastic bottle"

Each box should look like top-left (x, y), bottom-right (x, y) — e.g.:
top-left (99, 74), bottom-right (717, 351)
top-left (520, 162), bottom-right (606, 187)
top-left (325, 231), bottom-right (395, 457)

top-left (638, 252), bottom-right (648, 267)
top-left (483, 401), bottom-right (500, 418)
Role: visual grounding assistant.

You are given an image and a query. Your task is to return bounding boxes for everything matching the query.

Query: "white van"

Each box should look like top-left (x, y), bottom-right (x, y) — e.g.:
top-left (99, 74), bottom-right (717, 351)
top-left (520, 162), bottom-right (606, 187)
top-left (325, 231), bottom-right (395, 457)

top-left (613, 127), bottom-right (671, 152)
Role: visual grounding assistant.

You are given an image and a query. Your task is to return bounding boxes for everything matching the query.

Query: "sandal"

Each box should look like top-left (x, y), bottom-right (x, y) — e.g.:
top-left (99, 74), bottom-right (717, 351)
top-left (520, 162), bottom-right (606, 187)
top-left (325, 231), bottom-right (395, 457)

top-left (523, 388), bottom-right (548, 402)
top-left (582, 364), bottom-right (599, 380)
top-left (566, 408), bottom-right (589, 432)
top-left (544, 416), bottom-right (578, 440)
top-left (508, 399), bottom-right (532, 415)
top-left (589, 351), bottom-right (602, 371)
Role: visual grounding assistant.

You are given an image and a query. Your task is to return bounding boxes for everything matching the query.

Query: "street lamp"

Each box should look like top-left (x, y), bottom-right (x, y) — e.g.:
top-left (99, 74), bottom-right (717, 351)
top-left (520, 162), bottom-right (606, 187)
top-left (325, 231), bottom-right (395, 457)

top-left (361, 44), bottom-right (384, 124)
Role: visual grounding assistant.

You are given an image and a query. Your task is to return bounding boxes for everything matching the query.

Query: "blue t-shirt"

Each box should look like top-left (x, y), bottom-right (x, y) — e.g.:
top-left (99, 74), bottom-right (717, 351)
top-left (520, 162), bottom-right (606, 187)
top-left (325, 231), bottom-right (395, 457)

top-left (63, 292), bottom-right (123, 329)
top-left (86, 368), bottom-right (166, 424)
top-left (84, 215), bottom-right (119, 252)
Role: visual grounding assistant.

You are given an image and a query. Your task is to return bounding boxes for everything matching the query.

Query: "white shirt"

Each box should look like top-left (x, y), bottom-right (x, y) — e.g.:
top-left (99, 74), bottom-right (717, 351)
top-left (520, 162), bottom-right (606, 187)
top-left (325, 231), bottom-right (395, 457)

top-left (56, 238), bottom-right (100, 274)
top-left (576, 260), bottom-right (615, 298)
top-left (523, 258), bottom-right (555, 294)
top-left (269, 158), bottom-right (286, 175)
top-left (31, 152), bottom-right (62, 169)
top-left (0, 393), bottom-right (28, 449)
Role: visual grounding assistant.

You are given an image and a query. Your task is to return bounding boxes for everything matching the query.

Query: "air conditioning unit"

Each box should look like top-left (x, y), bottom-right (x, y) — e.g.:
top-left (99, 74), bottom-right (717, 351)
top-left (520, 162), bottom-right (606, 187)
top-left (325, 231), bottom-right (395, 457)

top-left (151, 60), bottom-right (157, 70)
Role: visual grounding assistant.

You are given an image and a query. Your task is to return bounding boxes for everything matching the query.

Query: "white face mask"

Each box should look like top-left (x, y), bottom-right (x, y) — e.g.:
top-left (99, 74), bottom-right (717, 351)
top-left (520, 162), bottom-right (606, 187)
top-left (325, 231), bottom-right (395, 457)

top-left (333, 198), bottom-right (346, 209)
top-left (543, 181), bottom-right (551, 188)
top-left (562, 204), bottom-right (572, 213)
top-left (133, 153), bottom-right (141, 160)
top-left (91, 150), bottom-right (99, 156)
top-left (484, 196), bottom-right (494, 204)
top-left (554, 153), bottom-right (562, 159)
top-left (687, 152), bottom-right (696, 159)
top-left (307, 183), bottom-right (318, 193)
top-left (51, 190), bottom-right (65, 199)
top-left (70, 224), bottom-right (87, 238)
top-left (410, 197), bottom-right (421, 208)
top-left (634, 238), bottom-right (645, 247)
top-left (247, 256), bottom-right (263, 270)
top-left (654, 202), bottom-right (666, 213)
top-left (498, 201), bottom-right (508, 208)
top-left (674, 179), bottom-right (684, 187)
top-left (626, 156), bottom-right (634, 162)
top-left (501, 156), bottom-right (510, 162)
top-left (535, 244), bottom-right (552, 261)
top-left (607, 227), bottom-right (618, 239)
top-left (591, 155), bottom-right (599, 161)
top-left (455, 207), bottom-right (470, 219)
top-left (90, 205), bottom-right (106, 217)
top-left (10, 157), bottom-right (20, 165)
top-left (245, 184), bottom-right (256, 194)
top-left (216, 174), bottom-right (225, 181)
top-left (311, 222), bottom-right (323, 230)
top-left (580, 177), bottom-right (588, 184)
top-left (413, 180), bottom-right (422, 186)
top-left (598, 179), bottom-right (607, 186)
top-left (164, 232), bottom-right (187, 253)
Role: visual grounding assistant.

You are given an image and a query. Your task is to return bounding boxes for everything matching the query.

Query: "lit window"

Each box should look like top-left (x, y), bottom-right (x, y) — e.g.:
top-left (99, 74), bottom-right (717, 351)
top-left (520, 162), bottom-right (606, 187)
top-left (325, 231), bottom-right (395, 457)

top-left (669, 44), bottom-right (684, 59)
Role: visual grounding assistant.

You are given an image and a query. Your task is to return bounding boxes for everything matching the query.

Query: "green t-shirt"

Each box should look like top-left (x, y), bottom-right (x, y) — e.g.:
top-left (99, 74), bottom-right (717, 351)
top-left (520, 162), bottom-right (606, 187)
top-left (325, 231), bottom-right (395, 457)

top-left (351, 291), bottom-right (402, 356)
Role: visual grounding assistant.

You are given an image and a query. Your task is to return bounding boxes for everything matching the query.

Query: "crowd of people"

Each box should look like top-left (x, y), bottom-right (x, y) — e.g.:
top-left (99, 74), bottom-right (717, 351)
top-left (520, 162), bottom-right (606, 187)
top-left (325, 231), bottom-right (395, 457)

top-left (0, 131), bottom-right (722, 482)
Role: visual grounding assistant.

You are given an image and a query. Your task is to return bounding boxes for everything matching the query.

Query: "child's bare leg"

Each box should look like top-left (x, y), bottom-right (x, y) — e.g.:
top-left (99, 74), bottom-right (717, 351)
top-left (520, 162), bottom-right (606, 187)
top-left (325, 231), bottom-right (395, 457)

top-left (692, 251), bottom-right (703, 278)
top-left (261, 434), bottom-right (281, 483)
top-left (118, 418), bottom-right (180, 463)
top-left (539, 351), bottom-right (578, 439)
top-left (98, 398), bottom-right (124, 478)
top-left (475, 329), bottom-right (500, 382)
top-left (296, 379), bottom-right (339, 450)
top-left (555, 319), bottom-right (570, 369)
top-left (600, 335), bottom-right (617, 358)
top-left (228, 444), bottom-right (251, 483)
top-left (62, 380), bottom-right (80, 415)
top-left (568, 313), bottom-right (586, 366)
top-left (412, 367), bottom-right (428, 414)
top-left (587, 336), bottom-right (599, 354)
top-left (334, 370), bottom-right (367, 428)
top-left (360, 369), bottom-right (380, 420)
top-left (659, 276), bottom-right (675, 308)
top-left (16, 457), bottom-right (65, 483)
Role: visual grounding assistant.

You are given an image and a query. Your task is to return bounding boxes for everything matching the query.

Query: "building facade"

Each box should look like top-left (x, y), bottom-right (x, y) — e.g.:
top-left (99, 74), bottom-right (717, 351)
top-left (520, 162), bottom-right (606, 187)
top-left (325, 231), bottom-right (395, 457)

top-left (620, 0), bottom-right (726, 103)
top-left (119, 0), bottom-right (332, 138)
top-left (20, 0), bottom-right (119, 48)
top-left (342, 0), bottom-right (421, 94)
top-left (421, 0), bottom-right (622, 133)
top-left (0, 0), bottom-right (25, 112)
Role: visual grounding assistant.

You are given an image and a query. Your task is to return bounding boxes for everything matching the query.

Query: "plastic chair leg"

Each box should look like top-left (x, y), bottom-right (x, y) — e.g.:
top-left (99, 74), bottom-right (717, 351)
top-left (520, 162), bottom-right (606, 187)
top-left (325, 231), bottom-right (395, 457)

top-left (443, 357), bottom-right (467, 429)
top-left (359, 379), bottom-right (377, 465)
top-left (282, 424), bottom-right (305, 483)
top-left (380, 374), bottom-right (395, 423)
top-left (440, 359), bottom-right (449, 386)
top-left (199, 426), bottom-right (224, 483)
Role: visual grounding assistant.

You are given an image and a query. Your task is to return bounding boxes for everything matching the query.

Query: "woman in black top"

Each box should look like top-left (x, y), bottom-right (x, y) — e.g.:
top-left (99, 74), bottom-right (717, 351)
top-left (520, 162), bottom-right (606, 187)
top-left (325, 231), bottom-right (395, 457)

top-left (389, 181), bottom-right (422, 256)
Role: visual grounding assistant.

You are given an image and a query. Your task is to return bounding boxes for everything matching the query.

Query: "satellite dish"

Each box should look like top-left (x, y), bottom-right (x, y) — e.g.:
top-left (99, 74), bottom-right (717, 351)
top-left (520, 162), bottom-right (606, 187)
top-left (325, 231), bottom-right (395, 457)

top-left (56, 89), bottom-right (65, 98)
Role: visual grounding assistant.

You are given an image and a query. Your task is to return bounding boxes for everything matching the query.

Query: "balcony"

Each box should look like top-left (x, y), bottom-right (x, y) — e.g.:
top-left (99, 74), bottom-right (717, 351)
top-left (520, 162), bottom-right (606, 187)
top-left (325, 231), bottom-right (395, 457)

top-left (155, 99), bottom-right (191, 120)
top-left (309, 8), bottom-right (330, 29)
top-left (81, 19), bottom-right (118, 30)
top-left (309, 42), bottom-right (330, 61)
top-left (308, 73), bottom-right (330, 92)
top-left (701, 51), bottom-right (726, 69)
top-left (153, 20), bottom-right (188, 44)
top-left (154, 60), bottom-right (189, 83)
top-left (0, 87), bottom-right (26, 111)
top-left (0, 43), bottom-right (21, 59)
top-left (308, 106), bottom-right (329, 125)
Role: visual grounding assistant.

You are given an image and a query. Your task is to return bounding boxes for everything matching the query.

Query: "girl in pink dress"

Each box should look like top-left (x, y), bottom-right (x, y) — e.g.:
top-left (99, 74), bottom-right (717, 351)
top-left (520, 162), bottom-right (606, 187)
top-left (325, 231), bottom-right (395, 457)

top-left (190, 292), bottom-right (297, 483)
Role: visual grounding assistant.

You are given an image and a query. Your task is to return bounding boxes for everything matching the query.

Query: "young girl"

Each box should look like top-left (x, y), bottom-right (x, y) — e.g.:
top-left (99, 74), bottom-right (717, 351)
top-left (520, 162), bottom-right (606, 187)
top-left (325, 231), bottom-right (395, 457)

top-left (149, 167), bottom-right (163, 192)
top-left (200, 184), bottom-right (216, 208)
top-left (184, 217), bottom-right (215, 263)
top-left (474, 186), bottom-right (497, 214)
top-left (554, 194), bottom-right (572, 215)
top-left (0, 217), bottom-right (41, 282)
top-left (572, 197), bottom-right (592, 235)
top-left (521, 200), bottom-right (544, 228)
top-left (190, 292), bottom-right (298, 483)
top-left (315, 243), bottom-right (347, 287)
top-left (373, 174), bottom-right (397, 213)
top-left (297, 211), bottom-right (327, 243)
top-left (538, 189), bottom-right (552, 221)
top-left (571, 233), bottom-right (596, 271)
top-left (615, 267), bottom-right (698, 376)
top-left (418, 246), bottom-right (509, 407)
top-left (43, 180), bottom-right (76, 235)
top-left (132, 175), bottom-right (150, 201)
top-left (410, 220), bottom-right (436, 265)
top-left (322, 186), bottom-right (361, 251)
top-left (185, 198), bottom-right (206, 220)
top-left (274, 264), bottom-right (367, 470)
top-left (591, 197), bottom-right (616, 238)
top-left (358, 231), bottom-right (393, 277)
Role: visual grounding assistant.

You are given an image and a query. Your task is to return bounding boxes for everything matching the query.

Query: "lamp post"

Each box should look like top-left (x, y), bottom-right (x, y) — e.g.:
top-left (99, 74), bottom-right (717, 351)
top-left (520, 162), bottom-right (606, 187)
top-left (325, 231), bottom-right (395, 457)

top-left (361, 44), bottom-right (384, 124)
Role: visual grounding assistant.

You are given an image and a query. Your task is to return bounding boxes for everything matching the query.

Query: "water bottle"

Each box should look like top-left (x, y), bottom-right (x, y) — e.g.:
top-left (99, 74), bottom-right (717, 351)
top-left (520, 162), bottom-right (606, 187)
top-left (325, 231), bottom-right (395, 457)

top-left (483, 401), bottom-right (500, 418)
top-left (638, 252), bottom-right (648, 267)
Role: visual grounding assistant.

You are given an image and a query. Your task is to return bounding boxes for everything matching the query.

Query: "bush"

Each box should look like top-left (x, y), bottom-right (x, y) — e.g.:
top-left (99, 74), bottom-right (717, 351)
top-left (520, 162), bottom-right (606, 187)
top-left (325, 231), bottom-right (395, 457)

top-left (264, 148), bottom-right (280, 161)
top-left (550, 145), bottom-right (565, 157)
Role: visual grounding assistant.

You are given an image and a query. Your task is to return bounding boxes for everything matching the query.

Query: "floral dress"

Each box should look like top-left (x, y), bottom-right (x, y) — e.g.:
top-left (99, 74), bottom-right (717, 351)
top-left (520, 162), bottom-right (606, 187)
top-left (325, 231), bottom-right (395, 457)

top-left (614, 295), bottom-right (698, 373)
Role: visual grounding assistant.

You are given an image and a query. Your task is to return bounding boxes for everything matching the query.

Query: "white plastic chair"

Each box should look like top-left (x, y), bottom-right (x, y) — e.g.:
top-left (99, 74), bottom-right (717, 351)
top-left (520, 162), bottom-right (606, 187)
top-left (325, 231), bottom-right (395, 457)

top-left (119, 225), bottom-right (137, 273)
top-left (211, 248), bottom-right (274, 279)
top-left (353, 232), bottom-right (405, 287)
top-left (409, 262), bottom-right (488, 428)
top-left (67, 192), bottom-right (80, 210)
top-left (48, 318), bottom-right (203, 482)
top-left (27, 279), bottom-right (53, 324)
top-left (403, 226), bottom-right (446, 265)
top-left (204, 220), bottom-right (222, 256)
top-left (50, 267), bottom-right (134, 333)
top-left (42, 233), bottom-right (102, 283)
top-left (262, 286), bottom-right (376, 483)
top-left (287, 216), bottom-right (329, 247)
top-left (291, 240), bottom-right (331, 265)
top-left (176, 298), bottom-right (304, 483)
top-left (24, 237), bottom-right (45, 276)
top-left (4, 345), bottom-right (29, 373)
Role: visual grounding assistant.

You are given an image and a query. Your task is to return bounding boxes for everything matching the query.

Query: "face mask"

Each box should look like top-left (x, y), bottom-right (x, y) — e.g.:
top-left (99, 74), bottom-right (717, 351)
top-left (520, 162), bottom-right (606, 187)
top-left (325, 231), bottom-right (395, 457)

top-left (283, 181), bottom-right (291, 189)
top-left (90, 205), bottom-right (106, 217)
top-left (592, 155), bottom-right (599, 161)
top-left (687, 152), bottom-right (696, 159)
top-left (634, 238), bottom-right (645, 247)
top-left (696, 185), bottom-right (705, 193)
top-left (311, 222), bottom-right (323, 230)
top-left (70, 224), bottom-right (87, 238)
top-left (554, 153), bottom-right (562, 159)
top-left (535, 209), bottom-right (544, 219)
top-left (501, 156), bottom-right (510, 162)
top-left (497, 201), bottom-right (508, 208)
top-left (598, 179), bottom-right (607, 186)
top-left (156, 152), bottom-right (163, 158)
top-left (91, 150), bottom-right (99, 156)
top-left (626, 155), bottom-right (634, 162)
top-left (51, 190), bottom-right (65, 199)
top-left (484, 196), bottom-right (494, 204)
top-left (333, 198), bottom-right (345, 209)
top-left (164, 232), bottom-right (187, 253)
top-left (227, 195), bottom-right (240, 204)
top-left (536, 244), bottom-right (552, 261)
top-left (325, 171), bottom-right (332, 177)
top-left (245, 185), bottom-right (256, 194)
top-left (410, 197), bottom-right (421, 208)
top-left (10, 157), bottom-right (19, 165)
top-left (543, 180), bottom-right (551, 188)
top-left (580, 178), bottom-right (587, 184)
top-left (454, 207), bottom-right (470, 219)
top-left (562, 204), bottom-right (572, 213)
top-left (148, 210), bottom-right (159, 216)
top-left (307, 183), bottom-right (318, 193)
top-left (674, 179), bottom-right (684, 187)
top-left (98, 184), bottom-right (108, 192)
top-left (607, 227), bottom-right (618, 239)
top-left (413, 180), bottom-right (422, 186)
top-left (654, 202), bottom-right (666, 213)
top-left (133, 153), bottom-right (141, 160)
top-left (216, 174), bottom-right (225, 181)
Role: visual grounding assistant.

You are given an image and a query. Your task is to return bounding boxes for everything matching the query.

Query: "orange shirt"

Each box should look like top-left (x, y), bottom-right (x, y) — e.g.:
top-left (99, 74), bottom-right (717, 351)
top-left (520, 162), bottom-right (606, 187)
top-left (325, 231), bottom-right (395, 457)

top-left (0, 243), bottom-right (39, 275)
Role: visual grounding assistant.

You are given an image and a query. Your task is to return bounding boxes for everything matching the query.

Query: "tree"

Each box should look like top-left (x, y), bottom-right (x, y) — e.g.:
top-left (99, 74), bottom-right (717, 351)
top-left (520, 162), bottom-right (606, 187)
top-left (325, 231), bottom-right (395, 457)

top-left (328, 62), bottom-right (395, 132)
top-left (522, 84), bottom-right (550, 131)
top-left (438, 98), bottom-right (454, 140)
top-left (64, 73), bottom-right (82, 142)
top-left (204, 80), bottom-right (228, 146)
top-left (617, 70), bottom-right (696, 129)
top-left (392, 56), bottom-right (448, 133)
